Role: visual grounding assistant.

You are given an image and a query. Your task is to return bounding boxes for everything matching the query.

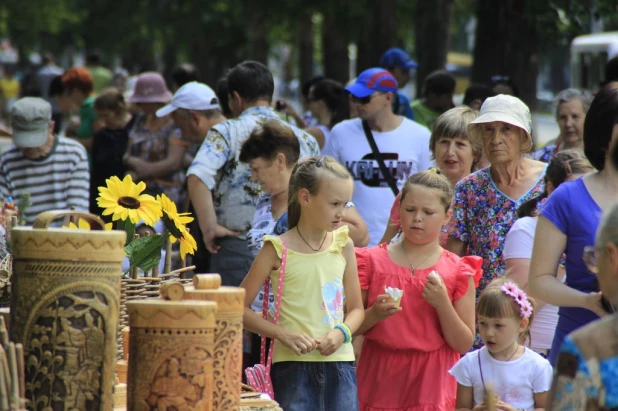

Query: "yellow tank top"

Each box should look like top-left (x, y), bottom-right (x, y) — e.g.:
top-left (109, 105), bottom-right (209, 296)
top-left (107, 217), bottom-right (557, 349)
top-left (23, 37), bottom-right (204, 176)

top-left (264, 225), bottom-right (354, 363)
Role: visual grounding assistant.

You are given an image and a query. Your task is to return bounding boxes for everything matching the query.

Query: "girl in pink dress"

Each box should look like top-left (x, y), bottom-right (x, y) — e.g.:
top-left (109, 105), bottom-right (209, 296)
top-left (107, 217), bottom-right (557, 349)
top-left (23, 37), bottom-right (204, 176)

top-left (355, 170), bottom-right (482, 411)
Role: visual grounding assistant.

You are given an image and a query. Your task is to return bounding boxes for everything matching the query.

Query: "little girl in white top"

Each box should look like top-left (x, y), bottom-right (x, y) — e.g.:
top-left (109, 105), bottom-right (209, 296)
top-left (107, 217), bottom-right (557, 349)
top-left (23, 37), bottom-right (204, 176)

top-left (449, 278), bottom-right (553, 410)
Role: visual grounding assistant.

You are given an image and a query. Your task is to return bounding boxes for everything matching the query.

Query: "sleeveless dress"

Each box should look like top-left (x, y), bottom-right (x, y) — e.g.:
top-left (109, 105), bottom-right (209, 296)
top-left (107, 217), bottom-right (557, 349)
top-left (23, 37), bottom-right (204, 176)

top-left (356, 245), bottom-right (482, 411)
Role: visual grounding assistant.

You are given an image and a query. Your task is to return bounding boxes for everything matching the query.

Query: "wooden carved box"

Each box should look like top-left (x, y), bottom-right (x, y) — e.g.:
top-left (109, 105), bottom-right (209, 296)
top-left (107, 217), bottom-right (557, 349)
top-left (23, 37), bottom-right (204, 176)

top-left (127, 299), bottom-right (218, 411)
top-left (183, 284), bottom-right (245, 411)
top-left (9, 211), bottom-right (126, 411)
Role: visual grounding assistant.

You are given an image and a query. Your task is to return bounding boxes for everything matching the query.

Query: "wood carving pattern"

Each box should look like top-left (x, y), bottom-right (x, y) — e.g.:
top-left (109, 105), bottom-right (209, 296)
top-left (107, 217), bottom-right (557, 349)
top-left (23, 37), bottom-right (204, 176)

top-left (23, 290), bottom-right (116, 410)
top-left (212, 317), bottom-right (243, 411)
top-left (128, 328), bottom-right (215, 411)
top-left (10, 261), bottom-right (120, 411)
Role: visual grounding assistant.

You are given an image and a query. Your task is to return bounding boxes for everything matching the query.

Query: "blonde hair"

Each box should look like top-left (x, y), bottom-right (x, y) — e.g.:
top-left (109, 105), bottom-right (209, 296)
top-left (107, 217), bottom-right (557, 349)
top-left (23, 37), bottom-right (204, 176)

top-left (477, 278), bottom-right (536, 345)
top-left (429, 106), bottom-right (481, 164)
top-left (287, 156), bottom-right (351, 229)
top-left (400, 170), bottom-right (453, 211)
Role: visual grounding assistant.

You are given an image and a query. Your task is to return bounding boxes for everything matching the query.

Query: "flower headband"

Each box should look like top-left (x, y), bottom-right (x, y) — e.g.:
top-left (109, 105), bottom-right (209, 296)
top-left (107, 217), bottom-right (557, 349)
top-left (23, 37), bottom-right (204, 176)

top-left (500, 282), bottom-right (533, 319)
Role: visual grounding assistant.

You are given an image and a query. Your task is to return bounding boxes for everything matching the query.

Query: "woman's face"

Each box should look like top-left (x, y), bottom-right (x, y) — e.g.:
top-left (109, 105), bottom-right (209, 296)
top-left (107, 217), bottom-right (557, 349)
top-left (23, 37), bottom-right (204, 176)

top-left (557, 99), bottom-right (586, 147)
top-left (136, 103), bottom-right (164, 115)
top-left (481, 121), bottom-right (528, 165)
top-left (434, 135), bottom-right (476, 185)
top-left (307, 87), bottom-right (325, 118)
top-left (249, 155), bottom-right (289, 195)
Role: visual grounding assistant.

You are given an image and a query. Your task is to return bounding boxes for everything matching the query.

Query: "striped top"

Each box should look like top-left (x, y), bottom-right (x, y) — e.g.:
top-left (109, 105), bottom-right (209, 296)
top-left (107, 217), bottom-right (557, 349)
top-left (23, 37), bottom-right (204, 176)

top-left (0, 137), bottom-right (90, 224)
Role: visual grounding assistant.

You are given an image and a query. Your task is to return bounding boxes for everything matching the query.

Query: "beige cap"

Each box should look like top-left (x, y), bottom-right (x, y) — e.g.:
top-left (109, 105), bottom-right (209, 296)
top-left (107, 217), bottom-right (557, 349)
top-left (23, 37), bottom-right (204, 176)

top-left (10, 97), bottom-right (52, 148)
top-left (470, 94), bottom-right (532, 137)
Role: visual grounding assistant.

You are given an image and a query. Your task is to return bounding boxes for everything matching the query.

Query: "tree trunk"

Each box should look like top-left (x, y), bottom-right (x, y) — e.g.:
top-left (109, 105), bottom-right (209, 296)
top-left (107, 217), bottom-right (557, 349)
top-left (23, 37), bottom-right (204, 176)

top-left (356, 0), bottom-right (398, 75)
top-left (247, 3), bottom-right (269, 64)
top-left (322, 9), bottom-right (349, 84)
top-left (414, 0), bottom-right (455, 96)
top-left (471, 0), bottom-right (539, 110)
top-left (298, 11), bottom-right (315, 88)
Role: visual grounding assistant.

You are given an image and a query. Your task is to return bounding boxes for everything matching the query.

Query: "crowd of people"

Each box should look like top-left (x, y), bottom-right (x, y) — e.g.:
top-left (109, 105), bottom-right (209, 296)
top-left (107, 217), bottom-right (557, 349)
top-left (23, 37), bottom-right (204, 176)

top-left (2, 47), bottom-right (618, 410)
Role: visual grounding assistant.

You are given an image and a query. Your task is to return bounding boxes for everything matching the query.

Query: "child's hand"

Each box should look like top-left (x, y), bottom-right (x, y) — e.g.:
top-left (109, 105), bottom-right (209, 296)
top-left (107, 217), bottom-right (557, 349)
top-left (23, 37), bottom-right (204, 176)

top-left (278, 330), bottom-right (318, 356)
top-left (422, 275), bottom-right (449, 308)
top-left (496, 401), bottom-right (517, 411)
top-left (472, 404), bottom-right (487, 411)
top-left (316, 329), bottom-right (345, 356)
top-left (371, 294), bottom-right (402, 321)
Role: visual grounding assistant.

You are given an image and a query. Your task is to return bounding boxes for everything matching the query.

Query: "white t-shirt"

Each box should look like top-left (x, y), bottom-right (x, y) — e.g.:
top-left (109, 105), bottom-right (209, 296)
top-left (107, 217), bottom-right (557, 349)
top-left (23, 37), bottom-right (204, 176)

top-left (449, 347), bottom-right (553, 410)
top-left (327, 117), bottom-right (432, 246)
top-left (503, 216), bottom-right (560, 350)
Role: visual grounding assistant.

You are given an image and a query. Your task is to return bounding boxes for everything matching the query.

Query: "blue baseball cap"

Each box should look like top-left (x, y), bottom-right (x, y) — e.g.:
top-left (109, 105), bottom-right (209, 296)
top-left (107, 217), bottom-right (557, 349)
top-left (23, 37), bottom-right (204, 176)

top-left (345, 68), bottom-right (399, 98)
top-left (380, 48), bottom-right (418, 70)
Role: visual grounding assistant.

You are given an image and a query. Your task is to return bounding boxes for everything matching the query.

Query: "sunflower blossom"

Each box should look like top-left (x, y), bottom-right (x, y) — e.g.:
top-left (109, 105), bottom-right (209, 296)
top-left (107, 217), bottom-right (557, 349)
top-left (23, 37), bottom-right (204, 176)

top-left (63, 219), bottom-right (114, 231)
top-left (157, 193), bottom-right (197, 260)
top-left (97, 175), bottom-right (162, 226)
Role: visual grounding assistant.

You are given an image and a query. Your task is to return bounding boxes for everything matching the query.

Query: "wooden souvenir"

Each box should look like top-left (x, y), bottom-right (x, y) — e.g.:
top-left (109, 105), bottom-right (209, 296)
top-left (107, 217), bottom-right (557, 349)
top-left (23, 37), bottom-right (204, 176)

top-left (183, 285), bottom-right (245, 411)
top-left (193, 273), bottom-right (222, 290)
top-left (127, 299), bottom-right (218, 411)
top-left (10, 210), bottom-right (125, 411)
top-left (159, 281), bottom-right (185, 301)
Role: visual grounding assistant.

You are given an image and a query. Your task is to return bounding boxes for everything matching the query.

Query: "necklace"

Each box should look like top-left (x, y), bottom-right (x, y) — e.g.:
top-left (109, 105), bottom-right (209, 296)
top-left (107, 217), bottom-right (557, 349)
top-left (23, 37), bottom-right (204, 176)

top-left (506, 344), bottom-right (520, 361)
top-left (296, 227), bottom-right (328, 252)
top-left (400, 241), bottom-right (436, 275)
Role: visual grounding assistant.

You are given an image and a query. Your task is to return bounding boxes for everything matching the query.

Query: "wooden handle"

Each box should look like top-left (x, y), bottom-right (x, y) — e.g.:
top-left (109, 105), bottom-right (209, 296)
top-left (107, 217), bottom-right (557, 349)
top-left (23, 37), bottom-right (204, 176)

top-left (193, 274), bottom-right (222, 290)
top-left (32, 210), bottom-right (106, 230)
top-left (160, 281), bottom-right (185, 301)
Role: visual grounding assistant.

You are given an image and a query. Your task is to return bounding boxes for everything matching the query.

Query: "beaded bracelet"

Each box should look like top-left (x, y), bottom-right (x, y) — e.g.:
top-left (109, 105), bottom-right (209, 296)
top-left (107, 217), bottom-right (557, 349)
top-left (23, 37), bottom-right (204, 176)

top-left (334, 324), bottom-right (352, 344)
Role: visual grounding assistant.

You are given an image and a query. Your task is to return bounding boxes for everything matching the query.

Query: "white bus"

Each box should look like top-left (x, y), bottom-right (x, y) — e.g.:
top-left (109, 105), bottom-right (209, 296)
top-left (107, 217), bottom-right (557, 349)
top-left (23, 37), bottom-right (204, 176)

top-left (570, 31), bottom-right (618, 91)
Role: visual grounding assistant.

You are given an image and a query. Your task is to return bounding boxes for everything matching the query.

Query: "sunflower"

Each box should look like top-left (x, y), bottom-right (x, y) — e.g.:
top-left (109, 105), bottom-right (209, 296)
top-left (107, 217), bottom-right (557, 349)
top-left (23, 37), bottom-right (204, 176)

top-left (97, 175), bottom-right (162, 226)
top-left (176, 224), bottom-right (198, 260)
top-left (157, 194), bottom-right (197, 259)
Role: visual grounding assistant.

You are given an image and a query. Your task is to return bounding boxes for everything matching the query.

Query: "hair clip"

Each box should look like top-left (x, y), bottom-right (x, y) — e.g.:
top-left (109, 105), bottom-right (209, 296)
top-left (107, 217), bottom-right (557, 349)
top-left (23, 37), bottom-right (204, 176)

top-left (501, 282), bottom-right (533, 319)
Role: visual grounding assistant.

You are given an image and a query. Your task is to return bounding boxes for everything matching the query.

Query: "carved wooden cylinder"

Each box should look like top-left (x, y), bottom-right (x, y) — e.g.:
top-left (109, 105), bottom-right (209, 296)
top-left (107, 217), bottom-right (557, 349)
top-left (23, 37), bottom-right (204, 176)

top-left (127, 300), bottom-right (218, 411)
top-left (10, 211), bottom-right (126, 411)
top-left (183, 286), bottom-right (245, 411)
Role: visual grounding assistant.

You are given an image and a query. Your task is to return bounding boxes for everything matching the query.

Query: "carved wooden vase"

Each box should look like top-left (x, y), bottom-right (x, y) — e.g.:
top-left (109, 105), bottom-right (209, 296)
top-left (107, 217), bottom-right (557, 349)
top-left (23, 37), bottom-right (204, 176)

top-left (183, 280), bottom-right (245, 411)
top-left (127, 299), bottom-right (218, 411)
top-left (9, 211), bottom-right (126, 411)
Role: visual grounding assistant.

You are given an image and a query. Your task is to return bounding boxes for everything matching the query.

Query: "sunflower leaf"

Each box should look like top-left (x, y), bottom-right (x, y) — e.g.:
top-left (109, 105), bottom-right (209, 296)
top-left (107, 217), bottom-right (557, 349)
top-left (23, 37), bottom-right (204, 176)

top-left (124, 234), bottom-right (164, 274)
top-left (117, 219), bottom-right (136, 246)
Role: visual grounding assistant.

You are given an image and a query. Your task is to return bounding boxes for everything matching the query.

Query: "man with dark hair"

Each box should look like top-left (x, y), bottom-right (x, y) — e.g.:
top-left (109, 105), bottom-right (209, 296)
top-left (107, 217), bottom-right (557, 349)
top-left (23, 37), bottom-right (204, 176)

top-left (171, 63), bottom-right (201, 92)
top-left (411, 69), bottom-right (456, 129)
top-left (85, 50), bottom-right (112, 93)
top-left (380, 47), bottom-right (417, 120)
top-left (185, 61), bottom-right (319, 286)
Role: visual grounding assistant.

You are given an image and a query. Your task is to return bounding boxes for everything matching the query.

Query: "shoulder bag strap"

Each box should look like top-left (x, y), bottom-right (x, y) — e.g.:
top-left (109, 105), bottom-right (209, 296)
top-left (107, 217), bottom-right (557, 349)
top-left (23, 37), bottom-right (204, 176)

top-left (361, 120), bottom-right (399, 196)
top-left (261, 238), bottom-right (287, 370)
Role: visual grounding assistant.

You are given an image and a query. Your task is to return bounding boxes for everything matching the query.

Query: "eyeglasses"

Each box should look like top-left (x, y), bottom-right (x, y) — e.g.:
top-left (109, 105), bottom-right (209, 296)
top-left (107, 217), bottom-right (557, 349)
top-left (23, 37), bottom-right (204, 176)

top-left (583, 245), bottom-right (598, 274)
top-left (350, 92), bottom-right (385, 105)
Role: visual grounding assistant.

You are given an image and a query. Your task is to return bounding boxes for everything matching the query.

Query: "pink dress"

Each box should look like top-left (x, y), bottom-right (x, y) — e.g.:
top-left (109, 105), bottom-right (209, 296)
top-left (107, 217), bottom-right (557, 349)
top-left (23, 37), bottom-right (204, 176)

top-left (356, 245), bottom-right (482, 411)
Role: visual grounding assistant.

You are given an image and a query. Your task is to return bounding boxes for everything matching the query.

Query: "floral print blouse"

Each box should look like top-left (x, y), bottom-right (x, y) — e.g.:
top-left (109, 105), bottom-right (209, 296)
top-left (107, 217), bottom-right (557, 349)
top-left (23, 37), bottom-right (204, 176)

top-left (532, 143), bottom-right (558, 163)
top-left (187, 106), bottom-right (320, 237)
top-left (446, 166), bottom-right (547, 292)
top-left (549, 317), bottom-right (618, 410)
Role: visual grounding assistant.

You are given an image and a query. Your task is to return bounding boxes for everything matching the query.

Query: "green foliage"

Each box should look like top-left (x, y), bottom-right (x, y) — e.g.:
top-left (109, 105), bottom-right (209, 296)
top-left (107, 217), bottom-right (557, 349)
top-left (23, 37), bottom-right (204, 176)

top-left (123, 234), bottom-right (164, 276)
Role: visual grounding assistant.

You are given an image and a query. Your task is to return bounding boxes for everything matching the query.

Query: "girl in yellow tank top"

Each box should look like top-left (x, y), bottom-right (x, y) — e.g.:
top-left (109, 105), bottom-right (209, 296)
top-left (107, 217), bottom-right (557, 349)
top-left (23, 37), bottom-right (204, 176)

top-left (241, 156), bottom-right (365, 411)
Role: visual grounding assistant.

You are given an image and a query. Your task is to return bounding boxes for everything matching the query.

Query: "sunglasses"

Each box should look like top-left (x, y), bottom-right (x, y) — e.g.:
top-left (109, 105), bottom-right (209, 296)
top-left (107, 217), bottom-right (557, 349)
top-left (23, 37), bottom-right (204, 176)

top-left (350, 92), bottom-right (386, 105)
